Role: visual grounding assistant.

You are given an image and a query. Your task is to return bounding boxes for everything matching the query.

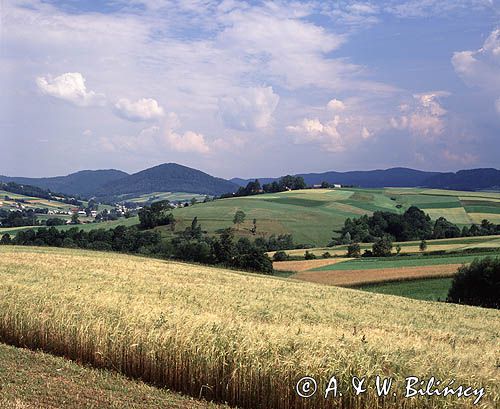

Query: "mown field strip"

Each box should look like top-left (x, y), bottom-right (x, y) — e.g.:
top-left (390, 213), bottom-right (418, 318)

top-left (0, 343), bottom-right (227, 409)
top-left (0, 246), bottom-right (498, 409)
top-left (291, 264), bottom-right (460, 287)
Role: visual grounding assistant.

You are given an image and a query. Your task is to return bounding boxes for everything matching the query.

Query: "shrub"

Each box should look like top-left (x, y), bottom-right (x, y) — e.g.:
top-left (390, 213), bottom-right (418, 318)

top-left (272, 251), bottom-right (289, 262)
top-left (0, 234), bottom-right (11, 245)
top-left (347, 242), bottom-right (361, 258)
top-left (447, 257), bottom-right (500, 309)
top-left (322, 252), bottom-right (332, 258)
top-left (372, 236), bottom-right (393, 257)
top-left (304, 251), bottom-right (317, 260)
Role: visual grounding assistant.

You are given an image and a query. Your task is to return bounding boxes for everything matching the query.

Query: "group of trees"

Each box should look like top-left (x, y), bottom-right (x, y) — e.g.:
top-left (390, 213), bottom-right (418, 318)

top-left (0, 208), bottom-right (39, 227)
top-left (222, 175), bottom-right (307, 199)
top-left (138, 200), bottom-right (175, 229)
top-left (337, 206), bottom-right (500, 244)
top-left (168, 217), bottom-right (273, 274)
top-left (262, 175), bottom-right (306, 193)
top-left (5, 225), bottom-right (161, 253)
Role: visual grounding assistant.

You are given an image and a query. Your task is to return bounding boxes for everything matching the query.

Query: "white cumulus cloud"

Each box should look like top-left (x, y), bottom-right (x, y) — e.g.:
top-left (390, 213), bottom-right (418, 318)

top-left (391, 92), bottom-right (449, 137)
top-left (114, 98), bottom-right (165, 121)
top-left (327, 98), bottom-right (345, 111)
top-left (164, 129), bottom-right (210, 154)
top-left (286, 117), bottom-right (345, 152)
top-left (219, 86), bottom-right (279, 131)
top-left (452, 29), bottom-right (500, 113)
top-left (36, 72), bottom-right (105, 107)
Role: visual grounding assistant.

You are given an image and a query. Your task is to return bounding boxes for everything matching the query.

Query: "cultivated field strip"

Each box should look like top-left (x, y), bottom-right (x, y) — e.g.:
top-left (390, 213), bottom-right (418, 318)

top-left (290, 264), bottom-right (460, 287)
top-left (0, 246), bottom-right (499, 409)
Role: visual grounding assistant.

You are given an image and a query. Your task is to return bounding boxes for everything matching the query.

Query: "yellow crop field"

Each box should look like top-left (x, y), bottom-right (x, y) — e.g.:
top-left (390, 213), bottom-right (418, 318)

top-left (0, 246), bottom-right (499, 409)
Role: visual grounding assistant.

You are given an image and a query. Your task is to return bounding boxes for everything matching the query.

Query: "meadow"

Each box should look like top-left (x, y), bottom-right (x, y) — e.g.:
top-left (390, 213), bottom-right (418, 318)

top-left (121, 191), bottom-right (208, 204)
top-left (0, 246), bottom-right (498, 409)
top-left (358, 278), bottom-right (453, 301)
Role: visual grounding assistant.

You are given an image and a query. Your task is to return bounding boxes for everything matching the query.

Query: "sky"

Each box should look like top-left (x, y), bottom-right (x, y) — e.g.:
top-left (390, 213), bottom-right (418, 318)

top-left (0, 0), bottom-right (499, 179)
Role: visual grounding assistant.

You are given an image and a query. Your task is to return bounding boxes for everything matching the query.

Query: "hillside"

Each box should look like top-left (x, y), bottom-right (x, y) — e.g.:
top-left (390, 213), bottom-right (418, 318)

top-left (0, 246), bottom-right (498, 409)
top-left (231, 167), bottom-right (500, 190)
top-left (169, 187), bottom-right (500, 246)
top-left (0, 169), bottom-right (128, 198)
top-left (96, 163), bottom-right (239, 199)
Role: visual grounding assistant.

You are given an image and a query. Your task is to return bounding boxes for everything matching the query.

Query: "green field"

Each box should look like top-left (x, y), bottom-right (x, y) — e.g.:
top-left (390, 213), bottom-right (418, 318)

top-left (0, 342), bottom-right (225, 409)
top-left (359, 278), bottom-right (453, 301)
top-left (121, 191), bottom-right (208, 204)
top-left (311, 252), bottom-right (500, 271)
top-left (168, 188), bottom-right (500, 246)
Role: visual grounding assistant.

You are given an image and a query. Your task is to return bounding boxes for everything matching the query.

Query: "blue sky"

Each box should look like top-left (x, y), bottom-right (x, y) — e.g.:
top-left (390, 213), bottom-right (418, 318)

top-left (1, 0), bottom-right (499, 178)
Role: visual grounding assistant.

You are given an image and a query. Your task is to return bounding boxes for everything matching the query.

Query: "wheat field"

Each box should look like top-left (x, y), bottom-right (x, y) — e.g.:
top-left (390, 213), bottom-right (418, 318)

top-left (0, 246), bottom-right (498, 409)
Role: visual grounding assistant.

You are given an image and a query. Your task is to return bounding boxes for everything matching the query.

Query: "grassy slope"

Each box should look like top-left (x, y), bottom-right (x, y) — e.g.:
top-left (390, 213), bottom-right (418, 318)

top-left (168, 188), bottom-right (500, 246)
top-left (311, 252), bottom-right (500, 271)
top-left (0, 343), bottom-right (227, 409)
top-left (358, 278), bottom-right (453, 301)
top-left (0, 246), bottom-right (498, 409)
top-left (123, 191), bottom-right (208, 203)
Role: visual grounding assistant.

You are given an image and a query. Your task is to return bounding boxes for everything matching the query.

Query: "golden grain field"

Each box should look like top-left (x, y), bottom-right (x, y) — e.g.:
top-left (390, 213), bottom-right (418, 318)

top-left (0, 246), bottom-right (499, 409)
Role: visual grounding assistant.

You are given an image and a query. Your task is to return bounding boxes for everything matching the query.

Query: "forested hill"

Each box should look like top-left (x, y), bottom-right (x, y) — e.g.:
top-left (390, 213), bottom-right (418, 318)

top-left (95, 163), bottom-right (239, 199)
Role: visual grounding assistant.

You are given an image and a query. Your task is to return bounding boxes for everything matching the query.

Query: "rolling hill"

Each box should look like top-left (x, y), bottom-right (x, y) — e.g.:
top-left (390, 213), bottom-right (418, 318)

top-left (95, 163), bottom-right (239, 199)
top-left (168, 187), bottom-right (500, 246)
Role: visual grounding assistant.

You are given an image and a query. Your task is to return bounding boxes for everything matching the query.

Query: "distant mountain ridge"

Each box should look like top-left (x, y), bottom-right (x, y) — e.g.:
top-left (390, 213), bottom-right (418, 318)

top-left (0, 169), bottom-right (128, 197)
top-left (231, 167), bottom-right (500, 191)
top-left (0, 163), bottom-right (239, 199)
top-left (1, 165), bottom-right (498, 200)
